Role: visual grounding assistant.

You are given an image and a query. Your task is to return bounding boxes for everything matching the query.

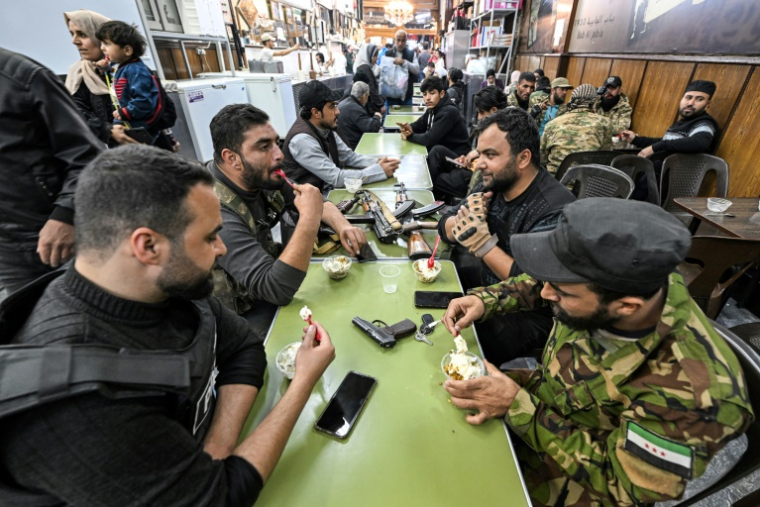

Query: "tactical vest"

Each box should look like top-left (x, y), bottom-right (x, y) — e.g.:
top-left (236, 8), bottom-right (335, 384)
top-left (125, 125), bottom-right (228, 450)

top-left (0, 270), bottom-right (219, 506)
top-left (212, 178), bottom-right (284, 315)
top-left (281, 117), bottom-right (342, 193)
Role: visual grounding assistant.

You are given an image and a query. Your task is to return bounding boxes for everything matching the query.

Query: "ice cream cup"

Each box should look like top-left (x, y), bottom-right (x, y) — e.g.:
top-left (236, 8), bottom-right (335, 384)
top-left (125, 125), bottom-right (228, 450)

top-left (441, 351), bottom-right (485, 381)
top-left (323, 255), bottom-right (352, 280)
top-left (413, 259), bottom-right (441, 283)
top-left (276, 342), bottom-right (301, 380)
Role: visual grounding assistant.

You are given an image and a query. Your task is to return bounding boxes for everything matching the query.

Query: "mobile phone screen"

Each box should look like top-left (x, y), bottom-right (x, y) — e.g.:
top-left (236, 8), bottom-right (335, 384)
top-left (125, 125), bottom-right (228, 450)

top-left (414, 291), bottom-right (464, 309)
top-left (315, 371), bottom-right (377, 439)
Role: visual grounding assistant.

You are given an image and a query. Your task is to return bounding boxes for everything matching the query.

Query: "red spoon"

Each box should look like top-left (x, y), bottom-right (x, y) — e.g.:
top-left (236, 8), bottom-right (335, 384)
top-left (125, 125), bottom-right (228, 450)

top-left (427, 235), bottom-right (441, 269)
top-left (307, 316), bottom-right (322, 342)
top-left (274, 169), bottom-right (296, 188)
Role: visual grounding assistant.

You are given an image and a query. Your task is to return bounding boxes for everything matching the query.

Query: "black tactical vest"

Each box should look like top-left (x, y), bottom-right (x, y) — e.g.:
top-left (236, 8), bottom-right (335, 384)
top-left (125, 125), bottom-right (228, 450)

top-left (0, 271), bottom-right (219, 505)
top-left (282, 117), bottom-right (342, 192)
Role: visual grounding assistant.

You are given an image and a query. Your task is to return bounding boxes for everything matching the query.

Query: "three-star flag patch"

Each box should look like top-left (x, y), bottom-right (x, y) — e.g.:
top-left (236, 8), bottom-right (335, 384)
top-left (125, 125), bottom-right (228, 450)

top-left (623, 421), bottom-right (693, 479)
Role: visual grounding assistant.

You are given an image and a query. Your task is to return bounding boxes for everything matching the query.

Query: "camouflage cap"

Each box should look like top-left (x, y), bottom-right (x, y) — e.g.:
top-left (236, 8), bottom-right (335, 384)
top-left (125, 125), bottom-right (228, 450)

top-left (511, 198), bottom-right (692, 293)
top-left (551, 77), bottom-right (573, 89)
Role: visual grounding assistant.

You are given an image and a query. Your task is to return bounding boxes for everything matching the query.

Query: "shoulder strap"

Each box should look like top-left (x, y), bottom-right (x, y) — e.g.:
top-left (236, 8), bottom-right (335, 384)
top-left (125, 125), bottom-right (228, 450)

top-left (213, 179), bottom-right (257, 235)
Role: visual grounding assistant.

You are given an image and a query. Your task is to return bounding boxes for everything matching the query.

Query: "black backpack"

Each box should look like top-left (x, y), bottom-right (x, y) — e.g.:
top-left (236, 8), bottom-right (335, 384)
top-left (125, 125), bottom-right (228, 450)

top-left (147, 72), bottom-right (177, 132)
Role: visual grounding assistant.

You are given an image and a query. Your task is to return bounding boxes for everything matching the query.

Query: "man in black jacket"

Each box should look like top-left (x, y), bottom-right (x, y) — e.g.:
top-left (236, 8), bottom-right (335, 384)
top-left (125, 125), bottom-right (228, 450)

top-left (619, 80), bottom-right (719, 200)
top-left (398, 76), bottom-right (470, 155)
top-left (0, 48), bottom-right (102, 297)
top-left (0, 145), bottom-right (336, 507)
top-left (337, 81), bottom-right (382, 150)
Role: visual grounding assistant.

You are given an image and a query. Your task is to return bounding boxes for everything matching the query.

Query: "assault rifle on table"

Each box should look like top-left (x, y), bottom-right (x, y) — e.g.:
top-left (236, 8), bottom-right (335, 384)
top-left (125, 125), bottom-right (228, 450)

top-left (339, 187), bottom-right (444, 248)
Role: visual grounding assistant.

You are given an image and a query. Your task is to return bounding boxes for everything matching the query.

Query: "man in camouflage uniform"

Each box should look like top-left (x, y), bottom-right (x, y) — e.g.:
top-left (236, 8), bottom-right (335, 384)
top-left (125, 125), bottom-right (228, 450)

top-left (208, 104), bottom-right (366, 338)
top-left (593, 75), bottom-right (633, 135)
top-left (528, 76), bottom-right (551, 106)
top-left (442, 198), bottom-right (753, 507)
top-left (540, 83), bottom-right (614, 175)
top-left (507, 71), bottom-right (536, 111)
top-left (529, 77), bottom-right (573, 137)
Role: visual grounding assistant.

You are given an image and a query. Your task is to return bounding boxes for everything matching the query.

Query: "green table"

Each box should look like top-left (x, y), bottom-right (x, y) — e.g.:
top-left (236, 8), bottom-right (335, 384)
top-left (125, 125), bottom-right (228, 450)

top-left (389, 104), bottom-right (426, 114)
top-left (242, 260), bottom-right (530, 506)
top-left (355, 133), bottom-right (428, 157)
top-left (323, 189), bottom-right (437, 258)
top-left (384, 114), bottom-right (420, 130)
top-left (364, 153), bottom-right (433, 191)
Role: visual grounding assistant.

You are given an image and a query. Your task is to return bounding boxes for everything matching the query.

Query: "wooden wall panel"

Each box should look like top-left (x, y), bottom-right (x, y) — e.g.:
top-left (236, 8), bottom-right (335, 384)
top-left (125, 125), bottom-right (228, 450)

top-left (565, 57), bottom-right (586, 87)
top-left (543, 56), bottom-right (560, 80)
top-left (156, 48), bottom-right (178, 81)
top-left (691, 63), bottom-right (751, 129)
top-left (608, 59), bottom-right (647, 109)
top-left (524, 55), bottom-right (541, 74)
top-left (715, 68), bottom-right (760, 198)
top-left (580, 57), bottom-right (613, 88)
top-left (631, 61), bottom-right (694, 136)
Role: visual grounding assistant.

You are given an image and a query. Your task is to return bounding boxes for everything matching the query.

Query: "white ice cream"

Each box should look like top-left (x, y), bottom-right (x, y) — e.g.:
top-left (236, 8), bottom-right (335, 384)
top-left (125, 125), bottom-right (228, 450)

top-left (445, 336), bottom-right (483, 380)
top-left (300, 305), bottom-right (312, 321)
top-left (276, 342), bottom-right (300, 376)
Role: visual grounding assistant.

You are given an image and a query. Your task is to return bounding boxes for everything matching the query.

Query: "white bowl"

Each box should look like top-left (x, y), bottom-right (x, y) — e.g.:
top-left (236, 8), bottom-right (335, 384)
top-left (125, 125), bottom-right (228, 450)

top-left (322, 255), bottom-right (352, 280)
top-left (275, 342), bottom-right (301, 380)
top-left (707, 198), bottom-right (732, 213)
top-left (413, 259), bottom-right (441, 283)
top-left (441, 351), bottom-right (485, 381)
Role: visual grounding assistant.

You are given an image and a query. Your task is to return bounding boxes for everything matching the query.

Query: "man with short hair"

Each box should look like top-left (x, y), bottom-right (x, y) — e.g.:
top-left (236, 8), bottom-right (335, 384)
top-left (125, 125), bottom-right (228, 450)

top-left (0, 145), bottom-right (337, 506)
top-left (530, 77), bottom-right (573, 137)
top-left (437, 108), bottom-right (575, 363)
top-left (209, 104), bottom-right (366, 338)
top-left (418, 41), bottom-right (431, 78)
top-left (337, 82), bottom-right (382, 150)
top-left (382, 29), bottom-right (420, 108)
top-left (442, 197), bottom-right (753, 507)
top-left (259, 33), bottom-right (299, 62)
top-left (541, 83), bottom-right (614, 175)
top-left (593, 75), bottom-right (633, 135)
top-left (620, 80), bottom-right (719, 160)
top-left (398, 76), bottom-right (470, 155)
top-left (528, 76), bottom-right (551, 105)
top-left (507, 71), bottom-right (536, 110)
top-left (282, 80), bottom-right (399, 191)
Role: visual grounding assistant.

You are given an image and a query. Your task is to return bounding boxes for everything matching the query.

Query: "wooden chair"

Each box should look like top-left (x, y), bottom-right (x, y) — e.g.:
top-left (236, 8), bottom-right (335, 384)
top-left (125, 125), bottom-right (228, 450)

top-left (555, 150), bottom-right (620, 181)
top-left (678, 236), bottom-right (760, 319)
top-left (559, 164), bottom-right (634, 199)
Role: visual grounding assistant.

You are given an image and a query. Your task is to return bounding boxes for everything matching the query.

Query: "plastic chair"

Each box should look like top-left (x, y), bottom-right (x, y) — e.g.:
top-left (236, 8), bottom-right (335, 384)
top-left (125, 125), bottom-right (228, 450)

top-left (660, 154), bottom-right (729, 213)
top-left (559, 164), bottom-right (635, 199)
top-left (670, 321), bottom-right (760, 506)
top-left (555, 150), bottom-right (620, 181)
top-left (611, 154), bottom-right (660, 205)
top-left (678, 236), bottom-right (760, 319)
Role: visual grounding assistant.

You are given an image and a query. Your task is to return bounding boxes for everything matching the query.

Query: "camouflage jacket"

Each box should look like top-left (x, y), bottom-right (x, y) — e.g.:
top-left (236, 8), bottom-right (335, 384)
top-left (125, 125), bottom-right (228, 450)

top-left (469, 273), bottom-right (754, 506)
top-left (593, 92), bottom-right (633, 136)
top-left (540, 107), bottom-right (614, 175)
top-left (507, 89), bottom-right (529, 110)
top-left (529, 90), bottom-right (549, 108)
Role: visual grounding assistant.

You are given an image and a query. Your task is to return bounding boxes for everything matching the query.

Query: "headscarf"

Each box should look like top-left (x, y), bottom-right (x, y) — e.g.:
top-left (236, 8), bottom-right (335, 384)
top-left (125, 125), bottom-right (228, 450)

top-left (568, 83), bottom-right (597, 110)
top-left (63, 9), bottom-right (111, 96)
top-left (353, 43), bottom-right (378, 73)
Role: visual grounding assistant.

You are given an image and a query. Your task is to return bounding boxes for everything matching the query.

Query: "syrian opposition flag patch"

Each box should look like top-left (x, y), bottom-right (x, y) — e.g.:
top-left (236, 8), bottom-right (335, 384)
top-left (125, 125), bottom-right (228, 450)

top-left (623, 421), bottom-right (693, 479)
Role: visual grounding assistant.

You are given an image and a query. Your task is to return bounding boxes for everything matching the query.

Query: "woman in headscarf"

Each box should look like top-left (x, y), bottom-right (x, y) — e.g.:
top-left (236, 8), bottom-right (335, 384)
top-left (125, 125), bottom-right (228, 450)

top-left (353, 43), bottom-right (384, 116)
top-left (64, 9), bottom-right (136, 147)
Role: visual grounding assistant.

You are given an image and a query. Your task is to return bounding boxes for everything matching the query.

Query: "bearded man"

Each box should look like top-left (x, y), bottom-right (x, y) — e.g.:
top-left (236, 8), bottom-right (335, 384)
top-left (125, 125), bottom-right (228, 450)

top-left (208, 104), bottom-right (366, 338)
top-left (437, 108), bottom-right (575, 364)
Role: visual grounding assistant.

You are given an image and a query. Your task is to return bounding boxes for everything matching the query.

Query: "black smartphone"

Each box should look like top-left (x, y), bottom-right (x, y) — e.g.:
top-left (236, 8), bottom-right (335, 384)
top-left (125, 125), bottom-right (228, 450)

top-left (315, 371), bottom-right (377, 439)
top-left (125, 127), bottom-right (154, 144)
top-left (414, 291), bottom-right (464, 309)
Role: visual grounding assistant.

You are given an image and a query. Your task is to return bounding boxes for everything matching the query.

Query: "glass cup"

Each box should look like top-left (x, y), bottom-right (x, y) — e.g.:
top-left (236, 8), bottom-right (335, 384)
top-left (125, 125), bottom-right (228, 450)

top-left (379, 265), bottom-right (401, 294)
top-left (345, 177), bottom-right (362, 194)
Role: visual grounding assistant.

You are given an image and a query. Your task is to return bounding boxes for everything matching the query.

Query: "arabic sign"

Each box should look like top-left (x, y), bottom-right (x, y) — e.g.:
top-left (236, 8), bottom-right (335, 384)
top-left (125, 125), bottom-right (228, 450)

top-left (568, 0), bottom-right (760, 54)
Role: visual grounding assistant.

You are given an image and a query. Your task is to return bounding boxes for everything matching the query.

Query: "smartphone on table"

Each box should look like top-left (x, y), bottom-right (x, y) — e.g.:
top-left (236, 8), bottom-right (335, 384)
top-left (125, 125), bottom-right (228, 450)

top-left (315, 371), bottom-right (377, 439)
top-left (414, 291), bottom-right (464, 309)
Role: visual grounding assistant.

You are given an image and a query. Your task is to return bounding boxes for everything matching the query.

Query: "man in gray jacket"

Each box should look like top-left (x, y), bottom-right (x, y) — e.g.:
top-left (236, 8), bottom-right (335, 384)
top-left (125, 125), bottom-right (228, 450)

top-left (337, 82), bottom-right (382, 150)
top-left (208, 104), bottom-right (366, 338)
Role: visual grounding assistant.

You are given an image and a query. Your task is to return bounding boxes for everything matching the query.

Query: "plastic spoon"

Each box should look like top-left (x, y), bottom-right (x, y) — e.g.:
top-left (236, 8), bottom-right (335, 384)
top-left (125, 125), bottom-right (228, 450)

top-left (274, 169), bottom-right (296, 188)
top-left (428, 235), bottom-right (441, 269)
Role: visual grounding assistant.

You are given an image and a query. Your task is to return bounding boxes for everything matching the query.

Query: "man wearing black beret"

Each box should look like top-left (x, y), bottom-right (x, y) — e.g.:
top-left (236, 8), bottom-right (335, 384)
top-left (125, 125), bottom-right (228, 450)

top-left (619, 79), bottom-right (719, 160)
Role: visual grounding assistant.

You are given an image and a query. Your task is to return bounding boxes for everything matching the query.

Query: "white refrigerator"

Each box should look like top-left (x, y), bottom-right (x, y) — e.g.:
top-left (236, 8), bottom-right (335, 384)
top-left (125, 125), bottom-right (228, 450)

top-left (198, 71), bottom-right (297, 137)
top-left (174, 78), bottom-right (248, 162)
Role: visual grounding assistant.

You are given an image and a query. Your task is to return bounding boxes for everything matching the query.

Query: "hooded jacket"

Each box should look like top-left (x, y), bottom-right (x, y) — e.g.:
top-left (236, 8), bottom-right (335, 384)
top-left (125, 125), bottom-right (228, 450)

top-left (408, 92), bottom-right (470, 155)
